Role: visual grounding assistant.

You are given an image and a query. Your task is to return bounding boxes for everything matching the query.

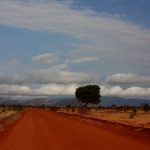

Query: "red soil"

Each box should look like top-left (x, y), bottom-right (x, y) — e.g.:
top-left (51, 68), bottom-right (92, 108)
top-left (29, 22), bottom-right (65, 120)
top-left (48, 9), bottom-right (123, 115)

top-left (0, 108), bottom-right (149, 150)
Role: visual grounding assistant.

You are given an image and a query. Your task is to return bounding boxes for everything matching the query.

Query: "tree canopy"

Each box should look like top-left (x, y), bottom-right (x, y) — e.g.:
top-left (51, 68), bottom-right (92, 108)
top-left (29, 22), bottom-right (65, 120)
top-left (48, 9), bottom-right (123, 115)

top-left (75, 85), bottom-right (101, 107)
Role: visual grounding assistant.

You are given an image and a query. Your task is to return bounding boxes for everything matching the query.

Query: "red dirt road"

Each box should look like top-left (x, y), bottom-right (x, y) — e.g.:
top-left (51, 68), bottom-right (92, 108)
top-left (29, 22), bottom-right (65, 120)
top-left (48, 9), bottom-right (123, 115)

top-left (0, 109), bottom-right (149, 150)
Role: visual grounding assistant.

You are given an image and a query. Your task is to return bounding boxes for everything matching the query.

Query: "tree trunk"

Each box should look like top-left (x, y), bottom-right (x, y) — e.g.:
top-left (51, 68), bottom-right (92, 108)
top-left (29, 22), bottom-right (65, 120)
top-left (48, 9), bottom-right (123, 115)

top-left (84, 102), bottom-right (88, 108)
top-left (83, 102), bottom-right (88, 113)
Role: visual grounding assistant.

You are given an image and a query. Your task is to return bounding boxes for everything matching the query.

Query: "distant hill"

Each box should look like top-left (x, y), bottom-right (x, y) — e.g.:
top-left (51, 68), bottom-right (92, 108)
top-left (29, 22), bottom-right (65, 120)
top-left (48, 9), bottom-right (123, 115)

top-left (55, 98), bottom-right (77, 106)
top-left (0, 97), bottom-right (59, 106)
top-left (0, 97), bottom-right (8, 103)
top-left (55, 96), bottom-right (150, 107)
top-left (0, 96), bottom-right (150, 107)
top-left (24, 98), bottom-right (54, 106)
top-left (101, 97), bottom-right (150, 106)
top-left (0, 97), bottom-right (27, 105)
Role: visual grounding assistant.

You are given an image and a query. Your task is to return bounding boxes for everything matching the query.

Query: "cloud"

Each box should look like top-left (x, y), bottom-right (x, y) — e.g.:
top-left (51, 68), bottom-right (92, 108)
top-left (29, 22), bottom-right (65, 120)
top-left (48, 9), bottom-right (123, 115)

top-left (0, 83), bottom-right (150, 97)
top-left (101, 85), bottom-right (150, 97)
top-left (0, 84), bottom-right (31, 95)
top-left (32, 53), bottom-right (58, 63)
top-left (52, 63), bottom-right (68, 70)
top-left (0, 83), bottom-right (78, 96)
top-left (67, 56), bottom-right (99, 63)
top-left (106, 73), bottom-right (150, 84)
top-left (0, 68), bottom-right (95, 85)
top-left (33, 84), bottom-right (78, 95)
top-left (0, 0), bottom-right (149, 68)
top-left (0, 73), bottom-right (25, 85)
top-left (27, 69), bottom-right (95, 84)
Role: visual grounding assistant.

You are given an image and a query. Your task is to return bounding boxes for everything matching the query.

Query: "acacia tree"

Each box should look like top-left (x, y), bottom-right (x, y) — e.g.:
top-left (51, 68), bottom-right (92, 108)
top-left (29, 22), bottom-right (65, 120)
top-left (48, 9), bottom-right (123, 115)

top-left (75, 85), bottom-right (101, 107)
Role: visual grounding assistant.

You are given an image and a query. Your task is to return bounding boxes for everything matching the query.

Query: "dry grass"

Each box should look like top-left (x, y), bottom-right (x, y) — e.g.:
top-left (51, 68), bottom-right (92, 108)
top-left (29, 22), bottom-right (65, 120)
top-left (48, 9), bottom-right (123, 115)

top-left (0, 108), bottom-right (22, 134)
top-left (0, 107), bottom-right (17, 120)
top-left (58, 108), bottom-right (150, 128)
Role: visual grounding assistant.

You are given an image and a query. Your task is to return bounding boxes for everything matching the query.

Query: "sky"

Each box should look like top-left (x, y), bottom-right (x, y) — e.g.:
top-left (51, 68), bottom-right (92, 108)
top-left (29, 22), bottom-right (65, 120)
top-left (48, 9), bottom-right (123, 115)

top-left (0, 0), bottom-right (150, 99)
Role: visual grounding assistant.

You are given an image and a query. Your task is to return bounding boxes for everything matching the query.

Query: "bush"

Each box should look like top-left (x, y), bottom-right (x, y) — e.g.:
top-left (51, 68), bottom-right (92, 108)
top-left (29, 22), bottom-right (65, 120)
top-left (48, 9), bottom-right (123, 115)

top-left (72, 107), bottom-right (75, 112)
top-left (142, 104), bottom-right (150, 112)
top-left (2, 108), bottom-right (6, 113)
top-left (66, 105), bottom-right (71, 112)
top-left (129, 108), bottom-right (137, 119)
top-left (123, 105), bottom-right (130, 112)
top-left (49, 106), bottom-right (59, 111)
top-left (13, 105), bottom-right (24, 111)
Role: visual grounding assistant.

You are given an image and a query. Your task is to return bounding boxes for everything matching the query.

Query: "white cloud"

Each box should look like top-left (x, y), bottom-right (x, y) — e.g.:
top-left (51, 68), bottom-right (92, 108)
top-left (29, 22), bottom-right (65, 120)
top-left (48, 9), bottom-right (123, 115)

top-left (101, 85), bottom-right (150, 97)
top-left (32, 53), bottom-right (58, 63)
top-left (0, 83), bottom-right (78, 96)
top-left (0, 83), bottom-right (150, 97)
top-left (106, 73), bottom-right (150, 84)
top-left (68, 56), bottom-right (99, 63)
top-left (0, 84), bottom-right (31, 95)
top-left (33, 84), bottom-right (78, 95)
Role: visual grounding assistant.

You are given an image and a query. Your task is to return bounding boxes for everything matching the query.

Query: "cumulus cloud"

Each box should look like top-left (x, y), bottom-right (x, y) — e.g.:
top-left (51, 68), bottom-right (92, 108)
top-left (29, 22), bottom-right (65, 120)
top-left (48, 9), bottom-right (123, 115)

top-left (0, 83), bottom-right (150, 97)
top-left (101, 85), bottom-right (150, 97)
top-left (33, 84), bottom-right (78, 95)
top-left (0, 83), bottom-right (78, 96)
top-left (0, 68), bottom-right (95, 85)
top-left (0, 84), bottom-right (31, 95)
top-left (106, 73), bottom-right (150, 84)
top-left (32, 53), bottom-right (58, 63)
top-left (67, 56), bottom-right (99, 63)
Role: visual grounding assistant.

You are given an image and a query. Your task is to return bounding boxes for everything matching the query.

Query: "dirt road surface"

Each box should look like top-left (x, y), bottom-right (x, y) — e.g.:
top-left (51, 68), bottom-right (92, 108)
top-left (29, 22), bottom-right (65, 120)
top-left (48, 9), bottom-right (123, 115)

top-left (0, 109), bottom-right (149, 150)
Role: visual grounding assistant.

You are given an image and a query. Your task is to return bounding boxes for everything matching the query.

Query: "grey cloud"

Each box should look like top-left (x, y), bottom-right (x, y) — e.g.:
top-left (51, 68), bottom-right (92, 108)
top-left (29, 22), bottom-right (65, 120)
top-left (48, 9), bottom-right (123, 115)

top-left (27, 69), bottom-right (95, 84)
top-left (0, 73), bottom-right (26, 84)
top-left (0, 69), bottom-right (96, 85)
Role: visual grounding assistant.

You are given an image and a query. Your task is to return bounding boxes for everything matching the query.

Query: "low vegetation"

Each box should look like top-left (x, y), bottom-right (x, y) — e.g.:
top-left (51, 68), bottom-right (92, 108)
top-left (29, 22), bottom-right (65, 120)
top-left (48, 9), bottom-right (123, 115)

top-left (0, 104), bottom-right (25, 119)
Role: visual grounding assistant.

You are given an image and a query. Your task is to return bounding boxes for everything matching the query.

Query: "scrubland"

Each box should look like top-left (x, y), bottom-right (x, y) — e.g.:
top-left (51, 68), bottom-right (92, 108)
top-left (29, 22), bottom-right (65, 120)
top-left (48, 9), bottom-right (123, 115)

top-left (0, 107), bottom-right (17, 120)
top-left (58, 107), bottom-right (150, 128)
